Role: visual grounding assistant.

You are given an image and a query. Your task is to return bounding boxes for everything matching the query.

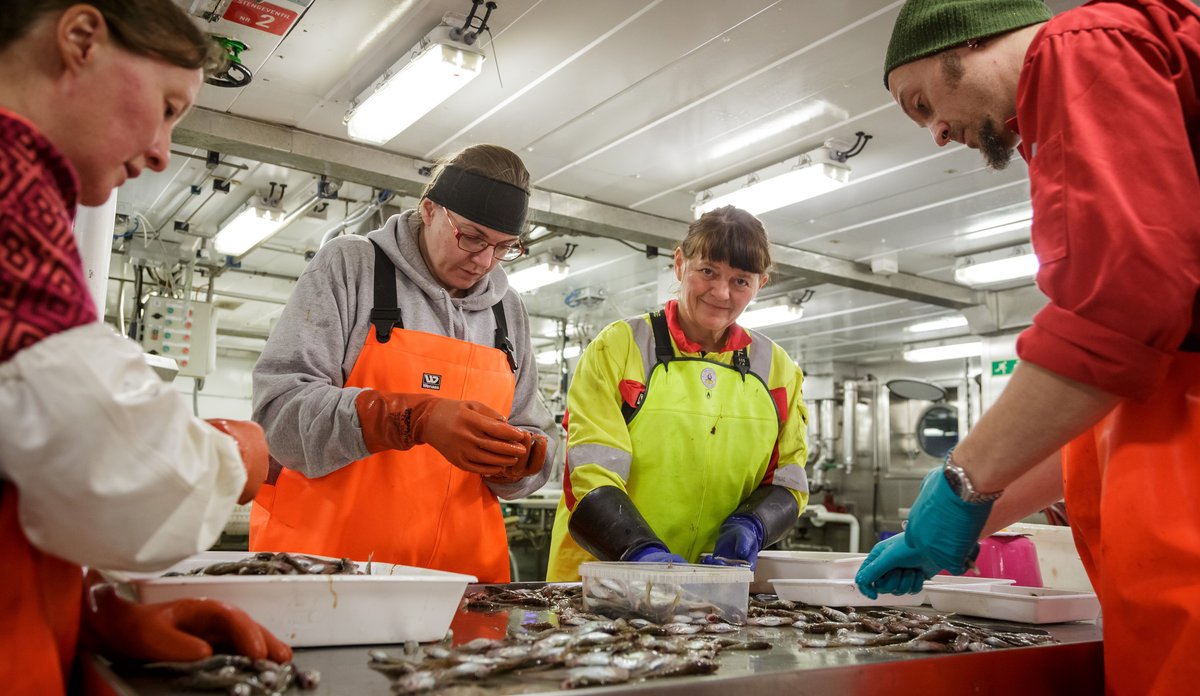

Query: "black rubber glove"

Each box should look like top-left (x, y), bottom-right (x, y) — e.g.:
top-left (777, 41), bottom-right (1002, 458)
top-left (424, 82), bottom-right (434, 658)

top-left (568, 486), bottom-right (674, 561)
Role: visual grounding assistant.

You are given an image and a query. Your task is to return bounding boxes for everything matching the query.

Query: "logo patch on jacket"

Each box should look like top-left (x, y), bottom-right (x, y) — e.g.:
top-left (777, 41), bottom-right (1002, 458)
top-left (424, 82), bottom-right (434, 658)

top-left (421, 373), bottom-right (442, 390)
top-left (700, 367), bottom-right (717, 389)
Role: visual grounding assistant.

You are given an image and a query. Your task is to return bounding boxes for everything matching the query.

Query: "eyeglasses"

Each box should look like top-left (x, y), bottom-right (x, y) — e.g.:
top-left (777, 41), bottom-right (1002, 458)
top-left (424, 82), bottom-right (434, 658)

top-left (442, 206), bottom-right (525, 261)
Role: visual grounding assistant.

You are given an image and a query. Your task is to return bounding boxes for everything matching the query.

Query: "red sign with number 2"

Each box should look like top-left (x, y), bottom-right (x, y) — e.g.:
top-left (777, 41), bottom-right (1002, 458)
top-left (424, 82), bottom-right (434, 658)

top-left (223, 0), bottom-right (298, 36)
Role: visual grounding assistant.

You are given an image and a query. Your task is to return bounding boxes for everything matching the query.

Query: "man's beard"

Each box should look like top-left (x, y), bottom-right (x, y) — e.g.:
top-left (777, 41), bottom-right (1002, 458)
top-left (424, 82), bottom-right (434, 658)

top-left (979, 119), bottom-right (1013, 170)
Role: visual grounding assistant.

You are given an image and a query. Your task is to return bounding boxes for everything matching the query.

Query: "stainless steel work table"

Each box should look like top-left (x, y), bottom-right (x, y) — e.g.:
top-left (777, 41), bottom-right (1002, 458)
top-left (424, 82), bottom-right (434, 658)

top-left (93, 583), bottom-right (1104, 696)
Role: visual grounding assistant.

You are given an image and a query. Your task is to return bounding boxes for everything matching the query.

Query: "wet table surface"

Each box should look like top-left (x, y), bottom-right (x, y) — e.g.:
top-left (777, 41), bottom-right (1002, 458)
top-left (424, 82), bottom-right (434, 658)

top-left (96, 583), bottom-right (1104, 696)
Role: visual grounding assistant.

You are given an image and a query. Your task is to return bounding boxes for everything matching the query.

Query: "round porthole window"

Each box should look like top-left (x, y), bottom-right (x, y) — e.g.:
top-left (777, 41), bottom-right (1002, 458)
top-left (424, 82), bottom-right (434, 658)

top-left (917, 405), bottom-right (959, 459)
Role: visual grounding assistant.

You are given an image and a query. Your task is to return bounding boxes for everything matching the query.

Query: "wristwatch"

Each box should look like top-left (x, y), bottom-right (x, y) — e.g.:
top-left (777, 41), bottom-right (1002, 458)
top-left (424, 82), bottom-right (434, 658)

top-left (943, 452), bottom-right (1003, 504)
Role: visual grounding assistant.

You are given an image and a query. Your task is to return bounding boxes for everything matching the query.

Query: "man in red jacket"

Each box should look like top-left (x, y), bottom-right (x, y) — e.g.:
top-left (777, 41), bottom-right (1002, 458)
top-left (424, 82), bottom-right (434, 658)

top-left (856, 2), bottom-right (1200, 693)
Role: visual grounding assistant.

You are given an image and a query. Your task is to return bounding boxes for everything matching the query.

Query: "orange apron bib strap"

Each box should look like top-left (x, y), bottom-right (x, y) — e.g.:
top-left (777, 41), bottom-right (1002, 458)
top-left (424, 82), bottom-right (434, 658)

top-left (1062, 353), bottom-right (1200, 695)
top-left (251, 241), bottom-right (518, 582)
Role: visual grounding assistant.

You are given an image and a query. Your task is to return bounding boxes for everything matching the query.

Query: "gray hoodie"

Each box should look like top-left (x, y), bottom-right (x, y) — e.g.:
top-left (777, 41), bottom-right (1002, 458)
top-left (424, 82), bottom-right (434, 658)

top-left (252, 209), bottom-right (557, 499)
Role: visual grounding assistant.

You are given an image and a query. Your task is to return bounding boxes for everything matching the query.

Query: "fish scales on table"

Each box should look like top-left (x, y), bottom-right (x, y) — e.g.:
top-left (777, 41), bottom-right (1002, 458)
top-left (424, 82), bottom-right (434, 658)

top-left (144, 656), bottom-right (320, 694)
top-left (368, 598), bottom-right (763, 694)
top-left (374, 586), bottom-right (1059, 693)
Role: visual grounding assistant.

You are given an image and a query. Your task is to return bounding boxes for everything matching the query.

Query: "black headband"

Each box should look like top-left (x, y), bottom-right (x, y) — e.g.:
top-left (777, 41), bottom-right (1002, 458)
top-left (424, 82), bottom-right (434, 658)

top-left (424, 165), bottom-right (529, 236)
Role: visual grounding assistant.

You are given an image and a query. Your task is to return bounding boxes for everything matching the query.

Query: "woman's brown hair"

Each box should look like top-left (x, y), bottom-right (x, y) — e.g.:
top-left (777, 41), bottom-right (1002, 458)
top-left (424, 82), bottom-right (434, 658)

top-left (1, 1), bottom-right (220, 71)
top-left (678, 205), bottom-right (773, 275)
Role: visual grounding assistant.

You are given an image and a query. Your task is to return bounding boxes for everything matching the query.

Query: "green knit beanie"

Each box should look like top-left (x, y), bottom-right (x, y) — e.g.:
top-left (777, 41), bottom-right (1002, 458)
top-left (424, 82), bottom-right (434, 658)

top-left (884, 0), bottom-right (1052, 88)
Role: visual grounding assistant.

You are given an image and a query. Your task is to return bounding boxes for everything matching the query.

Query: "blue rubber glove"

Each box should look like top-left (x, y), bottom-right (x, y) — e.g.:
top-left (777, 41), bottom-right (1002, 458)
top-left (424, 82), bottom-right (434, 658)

top-left (855, 467), bottom-right (993, 599)
top-left (700, 514), bottom-right (765, 570)
top-left (853, 532), bottom-right (939, 599)
top-left (627, 544), bottom-right (687, 564)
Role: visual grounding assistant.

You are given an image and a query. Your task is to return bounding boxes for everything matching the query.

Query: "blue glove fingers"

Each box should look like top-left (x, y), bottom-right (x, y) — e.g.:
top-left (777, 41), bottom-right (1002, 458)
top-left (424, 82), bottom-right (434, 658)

top-left (699, 554), bottom-right (752, 568)
top-left (629, 546), bottom-right (687, 564)
top-left (855, 534), bottom-right (914, 596)
top-left (711, 515), bottom-right (764, 568)
top-left (896, 568), bottom-right (926, 595)
top-left (855, 532), bottom-right (944, 598)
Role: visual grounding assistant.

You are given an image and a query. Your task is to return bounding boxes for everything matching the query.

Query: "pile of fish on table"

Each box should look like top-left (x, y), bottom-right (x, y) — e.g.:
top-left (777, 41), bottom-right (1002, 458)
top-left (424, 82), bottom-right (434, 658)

top-left (164, 551), bottom-right (360, 576)
top-left (368, 584), bottom-right (1057, 693)
top-left (143, 655), bottom-right (319, 695)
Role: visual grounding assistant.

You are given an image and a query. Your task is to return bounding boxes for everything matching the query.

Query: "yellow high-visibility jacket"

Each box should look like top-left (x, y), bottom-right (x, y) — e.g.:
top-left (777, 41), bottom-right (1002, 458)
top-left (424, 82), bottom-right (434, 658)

top-left (546, 301), bottom-right (809, 581)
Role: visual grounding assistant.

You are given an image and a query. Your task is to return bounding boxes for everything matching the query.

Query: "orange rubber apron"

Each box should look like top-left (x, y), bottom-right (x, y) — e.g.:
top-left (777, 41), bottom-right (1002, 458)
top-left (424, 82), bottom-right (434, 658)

top-left (0, 484), bottom-right (82, 695)
top-left (251, 242), bottom-right (516, 582)
top-left (1062, 351), bottom-right (1200, 695)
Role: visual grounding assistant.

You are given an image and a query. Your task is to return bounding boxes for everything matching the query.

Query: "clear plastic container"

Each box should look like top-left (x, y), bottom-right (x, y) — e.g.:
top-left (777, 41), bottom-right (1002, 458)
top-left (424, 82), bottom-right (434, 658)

top-left (751, 551), bottom-right (866, 593)
top-left (579, 561), bottom-right (752, 624)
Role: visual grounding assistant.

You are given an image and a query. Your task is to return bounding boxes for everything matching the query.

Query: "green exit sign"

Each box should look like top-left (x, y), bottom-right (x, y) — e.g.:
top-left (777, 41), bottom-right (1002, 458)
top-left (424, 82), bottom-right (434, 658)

top-left (991, 359), bottom-right (1018, 376)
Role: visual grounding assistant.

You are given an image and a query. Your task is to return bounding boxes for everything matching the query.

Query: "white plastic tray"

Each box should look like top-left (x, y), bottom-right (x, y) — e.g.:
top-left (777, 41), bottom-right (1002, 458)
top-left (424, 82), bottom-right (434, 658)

top-left (127, 552), bottom-right (476, 647)
top-left (925, 584), bottom-right (1100, 624)
top-left (751, 551), bottom-right (866, 593)
top-left (924, 575), bottom-right (1017, 588)
top-left (771, 579), bottom-right (925, 607)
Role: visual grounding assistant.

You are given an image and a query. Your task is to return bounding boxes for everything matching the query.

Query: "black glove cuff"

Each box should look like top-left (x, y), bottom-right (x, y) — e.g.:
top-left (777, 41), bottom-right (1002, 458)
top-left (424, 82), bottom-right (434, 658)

top-left (733, 485), bottom-right (800, 548)
top-left (568, 486), bottom-right (665, 562)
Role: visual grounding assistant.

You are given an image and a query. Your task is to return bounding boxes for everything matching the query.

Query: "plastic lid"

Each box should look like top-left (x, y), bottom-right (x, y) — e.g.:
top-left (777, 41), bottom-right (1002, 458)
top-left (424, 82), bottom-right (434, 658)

top-left (579, 561), bottom-right (752, 584)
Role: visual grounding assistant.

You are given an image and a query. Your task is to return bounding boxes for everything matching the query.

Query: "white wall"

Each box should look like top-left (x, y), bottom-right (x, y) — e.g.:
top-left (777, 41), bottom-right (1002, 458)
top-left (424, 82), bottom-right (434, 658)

top-left (172, 352), bottom-right (257, 419)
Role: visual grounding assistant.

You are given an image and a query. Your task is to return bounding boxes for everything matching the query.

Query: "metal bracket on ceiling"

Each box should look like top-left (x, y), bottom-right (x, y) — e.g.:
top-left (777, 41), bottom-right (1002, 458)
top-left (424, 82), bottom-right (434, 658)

top-left (831, 131), bottom-right (873, 163)
top-left (450, 0), bottom-right (497, 45)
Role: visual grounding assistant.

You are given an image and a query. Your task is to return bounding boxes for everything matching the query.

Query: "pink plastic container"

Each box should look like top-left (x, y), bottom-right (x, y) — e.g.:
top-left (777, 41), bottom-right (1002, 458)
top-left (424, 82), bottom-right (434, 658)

top-left (974, 534), bottom-right (1043, 587)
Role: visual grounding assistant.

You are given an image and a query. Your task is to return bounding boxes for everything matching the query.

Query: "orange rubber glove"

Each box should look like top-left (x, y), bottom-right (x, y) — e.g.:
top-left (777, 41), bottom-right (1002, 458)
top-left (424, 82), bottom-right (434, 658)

top-left (487, 433), bottom-right (547, 483)
top-left (355, 390), bottom-right (528, 476)
top-left (206, 419), bottom-right (268, 504)
top-left (81, 572), bottom-right (292, 664)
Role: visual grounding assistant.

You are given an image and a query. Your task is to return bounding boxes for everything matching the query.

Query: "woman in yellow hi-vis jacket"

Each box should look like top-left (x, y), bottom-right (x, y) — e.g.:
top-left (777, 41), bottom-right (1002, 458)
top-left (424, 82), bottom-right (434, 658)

top-left (546, 206), bottom-right (809, 581)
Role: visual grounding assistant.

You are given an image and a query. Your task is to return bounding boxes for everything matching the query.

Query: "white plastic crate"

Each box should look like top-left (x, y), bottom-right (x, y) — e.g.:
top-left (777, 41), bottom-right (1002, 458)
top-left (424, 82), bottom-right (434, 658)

top-left (751, 551), bottom-right (866, 593)
top-left (925, 584), bottom-right (1100, 624)
top-left (771, 579), bottom-right (925, 607)
top-left (128, 552), bottom-right (475, 646)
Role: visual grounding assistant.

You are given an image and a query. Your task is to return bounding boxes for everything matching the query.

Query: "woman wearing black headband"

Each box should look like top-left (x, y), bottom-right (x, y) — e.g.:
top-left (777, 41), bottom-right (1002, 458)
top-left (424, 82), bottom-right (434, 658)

top-left (249, 144), bottom-right (558, 583)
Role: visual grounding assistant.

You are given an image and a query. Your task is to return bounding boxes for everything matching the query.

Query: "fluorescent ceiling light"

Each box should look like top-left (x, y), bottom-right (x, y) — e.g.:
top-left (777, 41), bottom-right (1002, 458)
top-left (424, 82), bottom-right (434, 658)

top-left (906, 315), bottom-right (969, 333)
top-left (708, 100), bottom-right (848, 159)
top-left (954, 245), bottom-right (1039, 287)
top-left (536, 344), bottom-right (582, 365)
top-left (213, 203), bottom-right (285, 257)
top-left (964, 217), bottom-right (1032, 241)
top-left (694, 149), bottom-right (850, 219)
top-left (904, 341), bottom-right (983, 363)
top-left (963, 206), bottom-right (1033, 241)
top-left (739, 301), bottom-right (804, 329)
top-left (345, 30), bottom-right (484, 144)
top-left (507, 256), bottom-right (569, 293)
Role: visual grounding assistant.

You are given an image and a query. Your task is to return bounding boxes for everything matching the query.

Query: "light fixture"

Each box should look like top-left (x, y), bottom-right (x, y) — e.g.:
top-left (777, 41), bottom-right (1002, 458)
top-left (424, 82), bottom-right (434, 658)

top-left (953, 244), bottom-right (1039, 287)
top-left (536, 344), bottom-right (582, 365)
top-left (507, 254), bottom-right (569, 293)
top-left (693, 132), bottom-right (870, 219)
top-left (345, 23), bottom-right (485, 144)
top-left (963, 207), bottom-right (1033, 241)
top-left (903, 341), bottom-right (984, 363)
top-left (905, 315), bottom-right (969, 333)
top-left (213, 190), bottom-right (286, 257)
top-left (708, 100), bottom-right (849, 159)
top-left (739, 299), bottom-right (805, 329)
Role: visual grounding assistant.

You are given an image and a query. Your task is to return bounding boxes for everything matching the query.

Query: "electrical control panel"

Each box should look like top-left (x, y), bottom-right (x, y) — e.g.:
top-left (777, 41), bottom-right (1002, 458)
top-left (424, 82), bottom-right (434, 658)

top-left (141, 296), bottom-right (217, 378)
